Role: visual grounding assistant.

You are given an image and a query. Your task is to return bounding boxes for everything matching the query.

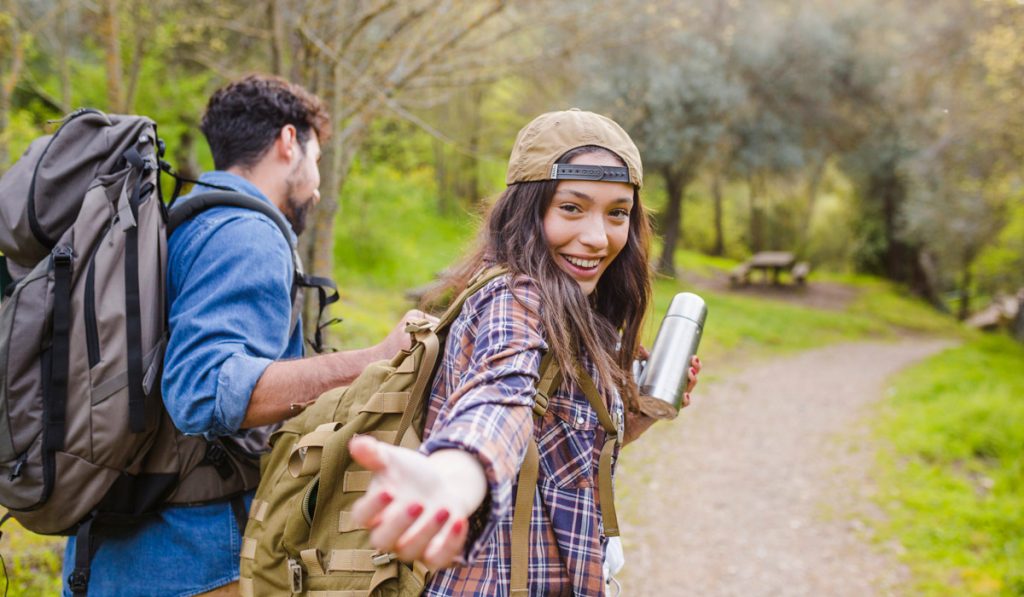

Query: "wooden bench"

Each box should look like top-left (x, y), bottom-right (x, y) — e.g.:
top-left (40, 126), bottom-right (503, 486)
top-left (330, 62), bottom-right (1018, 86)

top-left (791, 262), bottom-right (810, 285)
top-left (729, 263), bottom-right (752, 286)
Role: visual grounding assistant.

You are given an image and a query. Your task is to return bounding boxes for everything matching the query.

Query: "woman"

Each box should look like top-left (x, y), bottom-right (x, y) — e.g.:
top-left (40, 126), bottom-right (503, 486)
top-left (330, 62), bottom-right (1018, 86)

top-left (349, 109), bottom-right (701, 595)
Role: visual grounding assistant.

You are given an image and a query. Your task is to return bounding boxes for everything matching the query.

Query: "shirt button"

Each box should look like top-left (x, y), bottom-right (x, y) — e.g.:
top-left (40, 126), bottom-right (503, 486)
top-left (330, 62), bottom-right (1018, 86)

top-left (576, 416), bottom-right (585, 425)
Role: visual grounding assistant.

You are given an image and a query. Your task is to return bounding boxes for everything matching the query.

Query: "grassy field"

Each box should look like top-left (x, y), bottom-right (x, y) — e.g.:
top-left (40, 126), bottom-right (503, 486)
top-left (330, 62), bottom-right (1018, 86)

top-left (875, 334), bottom-right (1024, 596)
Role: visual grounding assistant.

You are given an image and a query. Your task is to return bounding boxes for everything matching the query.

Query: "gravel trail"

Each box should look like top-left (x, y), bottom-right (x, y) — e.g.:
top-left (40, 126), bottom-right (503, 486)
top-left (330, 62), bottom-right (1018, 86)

top-left (614, 338), bottom-right (953, 597)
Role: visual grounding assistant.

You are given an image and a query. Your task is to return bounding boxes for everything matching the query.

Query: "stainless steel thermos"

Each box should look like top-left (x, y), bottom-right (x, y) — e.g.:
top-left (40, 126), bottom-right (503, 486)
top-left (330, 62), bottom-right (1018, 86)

top-left (636, 293), bottom-right (707, 410)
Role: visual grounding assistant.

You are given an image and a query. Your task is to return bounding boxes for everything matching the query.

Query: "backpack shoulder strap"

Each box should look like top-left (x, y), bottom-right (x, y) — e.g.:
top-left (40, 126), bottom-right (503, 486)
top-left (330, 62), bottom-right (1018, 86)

top-left (509, 356), bottom-right (622, 594)
top-left (166, 190), bottom-right (294, 244)
top-left (510, 351), bottom-right (558, 596)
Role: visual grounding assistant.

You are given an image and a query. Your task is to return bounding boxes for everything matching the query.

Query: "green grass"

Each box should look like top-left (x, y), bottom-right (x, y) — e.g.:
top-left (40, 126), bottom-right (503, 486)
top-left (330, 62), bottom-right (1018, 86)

top-left (649, 277), bottom-right (887, 362)
top-left (874, 335), bottom-right (1024, 596)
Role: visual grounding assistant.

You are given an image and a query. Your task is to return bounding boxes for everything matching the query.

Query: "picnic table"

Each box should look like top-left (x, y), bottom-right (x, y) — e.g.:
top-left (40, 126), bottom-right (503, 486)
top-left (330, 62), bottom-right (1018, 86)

top-left (730, 251), bottom-right (809, 286)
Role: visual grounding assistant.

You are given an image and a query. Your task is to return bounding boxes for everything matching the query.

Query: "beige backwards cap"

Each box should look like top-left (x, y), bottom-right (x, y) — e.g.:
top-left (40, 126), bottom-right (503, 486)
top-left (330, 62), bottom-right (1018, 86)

top-left (505, 108), bottom-right (644, 188)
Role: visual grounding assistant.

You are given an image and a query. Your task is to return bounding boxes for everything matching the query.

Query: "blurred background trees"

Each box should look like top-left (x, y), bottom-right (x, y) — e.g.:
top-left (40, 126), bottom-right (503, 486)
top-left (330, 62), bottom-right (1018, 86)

top-left (2, 0), bottom-right (1022, 327)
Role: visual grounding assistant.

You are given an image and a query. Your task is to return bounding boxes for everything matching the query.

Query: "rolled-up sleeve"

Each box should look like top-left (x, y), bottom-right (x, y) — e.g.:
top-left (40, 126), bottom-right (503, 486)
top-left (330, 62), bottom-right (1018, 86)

top-left (162, 212), bottom-right (294, 437)
top-left (420, 276), bottom-right (547, 561)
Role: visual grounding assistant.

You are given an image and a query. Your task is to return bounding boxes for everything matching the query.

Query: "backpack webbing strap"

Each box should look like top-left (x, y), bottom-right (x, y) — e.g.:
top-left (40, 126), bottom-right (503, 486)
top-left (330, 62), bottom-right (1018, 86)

top-left (510, 353), bottom-right (559, 595)
top-left (67, 517), bottom-right (98, 596)
top-left (123, 148), bottom-right (152, 433)
top-left (44, 244), bottom-right (73, 452)
top-left (297, 274), bottom-right (340, 354)
top-left (577, 368), bottom-right (621, 537)
top-left (392, 327), bottom-right (440, 447)
top-left (510, 441), bottom-right (539, 597)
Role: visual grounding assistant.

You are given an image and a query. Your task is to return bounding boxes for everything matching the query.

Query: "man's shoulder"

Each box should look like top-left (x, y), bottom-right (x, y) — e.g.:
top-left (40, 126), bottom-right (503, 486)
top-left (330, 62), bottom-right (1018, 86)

top-left (171, 202), bottom-right (288, 252)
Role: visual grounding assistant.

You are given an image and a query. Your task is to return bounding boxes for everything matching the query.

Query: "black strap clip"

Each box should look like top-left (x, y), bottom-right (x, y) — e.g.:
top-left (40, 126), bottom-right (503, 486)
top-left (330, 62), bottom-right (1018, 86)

top-left (204, 442), bottom-right (234, 480)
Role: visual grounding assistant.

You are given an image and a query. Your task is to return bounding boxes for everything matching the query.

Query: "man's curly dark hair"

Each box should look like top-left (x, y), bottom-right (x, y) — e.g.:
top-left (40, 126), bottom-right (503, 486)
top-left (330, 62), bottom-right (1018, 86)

top-left (200, 74), bottom-right (330, 171)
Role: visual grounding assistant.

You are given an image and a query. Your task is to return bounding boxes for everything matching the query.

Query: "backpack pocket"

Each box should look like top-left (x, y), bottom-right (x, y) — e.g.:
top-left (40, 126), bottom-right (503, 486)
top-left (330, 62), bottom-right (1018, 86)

top-left (0, 253), bottom-right (69, 510)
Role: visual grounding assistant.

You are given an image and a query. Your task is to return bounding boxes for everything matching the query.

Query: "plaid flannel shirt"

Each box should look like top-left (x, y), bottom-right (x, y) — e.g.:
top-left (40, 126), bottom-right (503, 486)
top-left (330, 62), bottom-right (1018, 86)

top-left (420, 274), bottom-right (623, 596)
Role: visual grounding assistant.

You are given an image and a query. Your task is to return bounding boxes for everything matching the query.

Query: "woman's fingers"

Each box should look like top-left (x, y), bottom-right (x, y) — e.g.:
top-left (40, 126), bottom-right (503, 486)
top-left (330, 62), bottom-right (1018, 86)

top-left (369, 501), bottom-right (426, 554)
top-left (422, 516), bottom-right (469, 571)
top-left (394, 507), bottom-right (451, 562)
top-left (686, 355), bottom-right (702, 393)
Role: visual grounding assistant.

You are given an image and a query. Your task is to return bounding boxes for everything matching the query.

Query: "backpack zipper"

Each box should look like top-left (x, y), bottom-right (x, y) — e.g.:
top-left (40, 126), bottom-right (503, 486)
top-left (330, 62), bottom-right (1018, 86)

top-left (301, 476), bottom-right (320, 526)
top-left (84, 257), bottom-right (100, 368)
top-left (8, 452), bottom-right (28, 481)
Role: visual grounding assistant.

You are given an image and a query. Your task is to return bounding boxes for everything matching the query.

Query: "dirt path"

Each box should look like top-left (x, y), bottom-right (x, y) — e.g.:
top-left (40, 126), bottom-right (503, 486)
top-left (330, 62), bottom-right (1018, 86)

top-left (615, 338), bottom-right (954, 596)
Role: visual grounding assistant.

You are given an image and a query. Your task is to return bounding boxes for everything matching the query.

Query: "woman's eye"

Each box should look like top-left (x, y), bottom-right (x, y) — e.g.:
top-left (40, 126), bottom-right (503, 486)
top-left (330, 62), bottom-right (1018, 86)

top-left (610, 208), bottom-right (630, 219)
top-left (559, 203), bottom-right (582, 214)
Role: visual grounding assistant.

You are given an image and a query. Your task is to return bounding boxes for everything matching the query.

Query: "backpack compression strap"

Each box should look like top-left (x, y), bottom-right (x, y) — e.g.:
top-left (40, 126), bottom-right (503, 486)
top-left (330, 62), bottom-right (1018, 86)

top-left (167, 191), bottom-right (340, 353)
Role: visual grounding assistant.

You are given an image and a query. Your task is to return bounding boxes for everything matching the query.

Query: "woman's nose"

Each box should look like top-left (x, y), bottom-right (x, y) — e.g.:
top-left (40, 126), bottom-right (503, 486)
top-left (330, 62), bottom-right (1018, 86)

top-left (578, 217), bottom-right (609, 250)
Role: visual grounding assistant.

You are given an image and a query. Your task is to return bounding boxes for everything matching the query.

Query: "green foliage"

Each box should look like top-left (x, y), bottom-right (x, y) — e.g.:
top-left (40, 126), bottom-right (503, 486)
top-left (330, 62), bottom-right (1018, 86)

top-left (0, 516), bottom-right (64, 596)
top-left (330, 161), bottom-right (477, 347)
top-left (875, 335), bottom-right (1024, 595)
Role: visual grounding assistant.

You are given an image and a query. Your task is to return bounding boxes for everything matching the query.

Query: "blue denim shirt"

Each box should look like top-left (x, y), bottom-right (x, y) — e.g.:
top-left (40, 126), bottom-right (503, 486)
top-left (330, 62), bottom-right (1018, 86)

top-left (63, 171), bottom-right (304, 596)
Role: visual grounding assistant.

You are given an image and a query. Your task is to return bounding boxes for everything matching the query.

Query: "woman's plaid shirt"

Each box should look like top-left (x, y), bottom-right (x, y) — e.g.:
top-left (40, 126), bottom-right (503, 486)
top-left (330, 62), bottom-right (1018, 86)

top-left (420, 275), bottom-right (623, 596)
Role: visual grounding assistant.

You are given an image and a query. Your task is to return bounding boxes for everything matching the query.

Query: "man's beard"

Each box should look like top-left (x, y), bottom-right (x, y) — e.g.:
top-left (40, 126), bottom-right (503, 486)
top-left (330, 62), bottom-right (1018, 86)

top-left (284, 194), bottom-right (313, 236)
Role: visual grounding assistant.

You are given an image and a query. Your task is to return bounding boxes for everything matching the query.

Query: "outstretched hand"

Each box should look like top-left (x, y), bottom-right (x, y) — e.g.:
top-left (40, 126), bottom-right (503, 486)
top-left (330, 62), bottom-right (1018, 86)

top-left (348, 435), bottom-right (486, 570)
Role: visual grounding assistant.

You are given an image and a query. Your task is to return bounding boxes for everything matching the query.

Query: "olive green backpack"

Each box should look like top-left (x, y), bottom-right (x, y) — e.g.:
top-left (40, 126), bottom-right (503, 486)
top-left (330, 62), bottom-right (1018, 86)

top-left (239, 268), bottom-right (622, 596)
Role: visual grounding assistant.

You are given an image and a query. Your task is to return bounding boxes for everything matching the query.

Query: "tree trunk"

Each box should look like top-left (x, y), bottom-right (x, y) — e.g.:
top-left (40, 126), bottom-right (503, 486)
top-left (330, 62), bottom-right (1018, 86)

top-left (656, 167), bottom-right (686, 275)
top-left (802, 154), bottom-right (826, 240)
top-left (711, 170), bottom-right (724, 256)
top-left (957, 258), bottom-right (972, 321)
top-left (269, 0), bottom-right (290, 76)
top-left (101, 0), bottom-right (124, 112)
top-left (433, 136), bottom-right (452, 215)
top-left (747, 175), bottom-right (763, 253)
top-left (58, 0), bottom-right (73, 111)
top-left (0, 0), bottom-right (23, 174)
top-left (1013, 289), bottom-right (1024, 343)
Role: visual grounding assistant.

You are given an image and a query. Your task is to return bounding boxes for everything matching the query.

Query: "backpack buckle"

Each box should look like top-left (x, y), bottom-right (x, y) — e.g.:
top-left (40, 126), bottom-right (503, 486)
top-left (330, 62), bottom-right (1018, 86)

top-left (371, 552), bottom-right (395, 567)
top-left (67, 570), bottom-right (90, 593)
top-left (204, 442), bottom-right (234, 480)
top-left (288, 559), bottom-right (303, 593)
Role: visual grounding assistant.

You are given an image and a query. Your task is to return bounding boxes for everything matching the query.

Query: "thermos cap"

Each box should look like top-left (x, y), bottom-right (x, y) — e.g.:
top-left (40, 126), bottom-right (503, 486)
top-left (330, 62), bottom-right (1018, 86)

top-left (667, 293), bottom-right (707, 326)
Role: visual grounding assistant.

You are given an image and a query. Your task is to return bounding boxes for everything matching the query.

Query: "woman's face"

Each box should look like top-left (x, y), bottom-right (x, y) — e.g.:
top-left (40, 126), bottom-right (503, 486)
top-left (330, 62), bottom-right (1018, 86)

top-left (542, 151), bottom-right (634, 295)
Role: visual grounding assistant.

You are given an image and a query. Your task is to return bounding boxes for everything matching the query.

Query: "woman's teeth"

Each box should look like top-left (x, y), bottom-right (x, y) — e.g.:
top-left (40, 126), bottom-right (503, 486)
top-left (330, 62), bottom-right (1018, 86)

top-left (564, 255), bottom-right (600, 269)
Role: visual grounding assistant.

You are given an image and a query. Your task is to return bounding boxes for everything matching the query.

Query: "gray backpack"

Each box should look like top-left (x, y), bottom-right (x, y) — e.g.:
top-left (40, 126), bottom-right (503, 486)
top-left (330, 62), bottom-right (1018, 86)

top-left (0, 109), bottom-right (336, 595)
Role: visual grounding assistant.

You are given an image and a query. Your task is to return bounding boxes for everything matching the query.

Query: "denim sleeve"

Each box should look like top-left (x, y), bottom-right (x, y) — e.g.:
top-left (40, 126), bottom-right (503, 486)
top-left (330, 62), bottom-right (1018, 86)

top-left (162, 213), bottom-right (294, 437)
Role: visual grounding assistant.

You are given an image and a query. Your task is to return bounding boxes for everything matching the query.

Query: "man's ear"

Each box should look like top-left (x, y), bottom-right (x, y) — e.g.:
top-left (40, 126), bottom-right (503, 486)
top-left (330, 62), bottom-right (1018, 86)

top-left (274, 124), bottom-right (298, 162)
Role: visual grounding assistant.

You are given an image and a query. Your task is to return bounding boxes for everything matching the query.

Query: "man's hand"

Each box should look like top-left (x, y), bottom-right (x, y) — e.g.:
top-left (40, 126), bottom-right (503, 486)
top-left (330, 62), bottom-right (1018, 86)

top-left (374, 309), bottom-right (438, 357)
top-left (348, 435), bottom-right (486, 570)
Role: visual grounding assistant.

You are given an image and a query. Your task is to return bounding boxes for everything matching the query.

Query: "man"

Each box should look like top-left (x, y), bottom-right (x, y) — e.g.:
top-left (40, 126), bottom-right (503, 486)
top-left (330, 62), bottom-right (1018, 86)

top-left (62, 75), bottom-right (417, 596)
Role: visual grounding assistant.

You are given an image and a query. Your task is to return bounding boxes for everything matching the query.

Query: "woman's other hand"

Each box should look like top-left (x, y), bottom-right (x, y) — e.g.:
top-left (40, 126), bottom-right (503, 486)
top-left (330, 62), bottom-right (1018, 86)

top-left (349, 435), bottom-right (486, 570)
top-left (683, 354), bottom-right (702, 408)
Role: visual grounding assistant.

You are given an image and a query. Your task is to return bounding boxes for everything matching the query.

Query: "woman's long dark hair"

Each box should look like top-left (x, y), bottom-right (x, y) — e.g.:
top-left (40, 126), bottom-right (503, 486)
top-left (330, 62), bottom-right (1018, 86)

top-left (433, 146), bottom-right (652, 411)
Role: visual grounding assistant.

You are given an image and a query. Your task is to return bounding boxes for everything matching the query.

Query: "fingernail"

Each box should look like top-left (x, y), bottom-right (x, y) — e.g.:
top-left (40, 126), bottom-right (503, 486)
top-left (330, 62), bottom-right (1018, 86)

top-left (407, 503), bottom-right (424, 518)
top-left (451, 519), bottom-right (465, 534)
top-left (435, 509), bottom-right (450, 524)
top-left (690, 367), bottom-right (696, 375)
top-left (379, 492), bottom-right (393, 505)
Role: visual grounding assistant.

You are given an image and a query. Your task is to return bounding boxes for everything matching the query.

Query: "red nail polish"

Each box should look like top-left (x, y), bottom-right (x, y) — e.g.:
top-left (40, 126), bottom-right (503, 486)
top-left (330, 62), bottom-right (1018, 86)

top-left (435, 509), bottom-right (450, 524)
top-left (407, 503), bottom-right (424, 518)
top-left (379, 492), bottom-right (393, 505)
top-left (451, 519), bottom-right (465, 534)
